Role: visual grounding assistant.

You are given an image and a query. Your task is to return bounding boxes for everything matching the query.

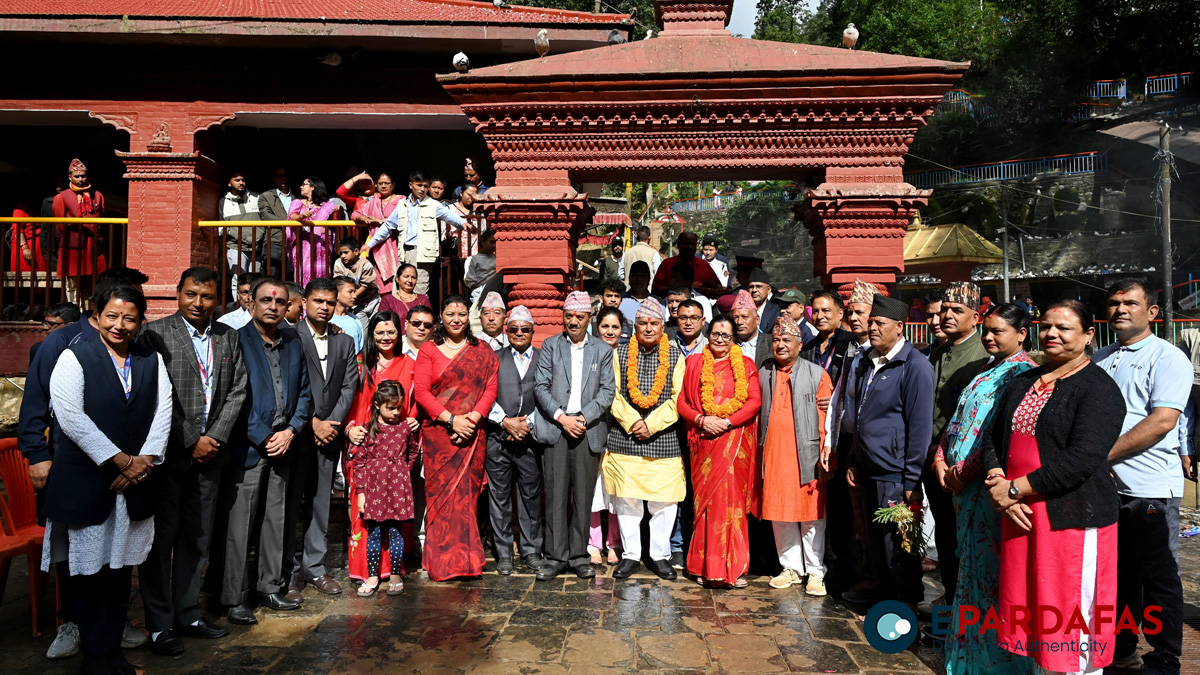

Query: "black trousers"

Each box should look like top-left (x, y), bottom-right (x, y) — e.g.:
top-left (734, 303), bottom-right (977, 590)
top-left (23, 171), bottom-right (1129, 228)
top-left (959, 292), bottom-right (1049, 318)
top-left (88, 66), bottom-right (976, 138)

top-left (1115, 495), bottom-right (1183, 671)
top-left (284, 445), bottom-right (338, 584)
top-left (861, 477), bottom-right (923, 605)
top-left (921, 463), bottom-right (959, 602)
top-left (485, 435), bottom-right (544, 559)
top-left (543, 433), bottom-right (598, 568)
top-left (68, 565), bottom-right (133, 664)
top-left (140, 463), bottom-right (222, 632)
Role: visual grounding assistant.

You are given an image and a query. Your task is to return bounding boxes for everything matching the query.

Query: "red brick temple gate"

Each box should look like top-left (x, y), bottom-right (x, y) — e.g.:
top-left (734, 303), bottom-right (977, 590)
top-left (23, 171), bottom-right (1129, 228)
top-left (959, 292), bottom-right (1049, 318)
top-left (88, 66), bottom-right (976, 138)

top-left (438, 0), bottom-right (968, 342)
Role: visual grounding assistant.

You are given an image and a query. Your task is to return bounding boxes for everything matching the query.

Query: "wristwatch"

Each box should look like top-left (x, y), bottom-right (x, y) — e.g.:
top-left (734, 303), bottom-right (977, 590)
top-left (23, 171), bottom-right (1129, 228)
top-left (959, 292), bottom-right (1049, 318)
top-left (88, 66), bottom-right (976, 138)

top-left (1008, 481), bottom-right (1021, 500)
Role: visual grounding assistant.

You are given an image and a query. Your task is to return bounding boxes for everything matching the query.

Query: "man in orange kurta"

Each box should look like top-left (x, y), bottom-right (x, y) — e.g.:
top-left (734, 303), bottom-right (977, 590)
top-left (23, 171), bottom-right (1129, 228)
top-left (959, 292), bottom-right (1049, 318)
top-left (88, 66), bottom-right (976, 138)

top-left (757, 313), bottom-right (833, 596)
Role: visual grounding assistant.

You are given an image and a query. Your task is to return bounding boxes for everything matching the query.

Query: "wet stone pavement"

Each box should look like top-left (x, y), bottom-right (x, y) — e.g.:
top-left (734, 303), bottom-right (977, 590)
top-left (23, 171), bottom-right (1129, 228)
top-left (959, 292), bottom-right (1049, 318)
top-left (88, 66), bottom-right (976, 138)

top-left (0, 554), bottom-right (942, 675)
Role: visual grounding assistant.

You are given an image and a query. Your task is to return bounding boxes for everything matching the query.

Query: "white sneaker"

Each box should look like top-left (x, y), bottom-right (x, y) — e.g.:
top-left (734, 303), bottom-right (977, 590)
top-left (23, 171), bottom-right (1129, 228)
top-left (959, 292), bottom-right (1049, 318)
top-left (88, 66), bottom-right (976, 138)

top-left (121, 621), bottom-right (147, 649)
top-left (804, 574), bottom-right (827, 597)
top-left (769, 567), bottom-right (802, 589)
top-left (46, 622), bottom-right (80, 659)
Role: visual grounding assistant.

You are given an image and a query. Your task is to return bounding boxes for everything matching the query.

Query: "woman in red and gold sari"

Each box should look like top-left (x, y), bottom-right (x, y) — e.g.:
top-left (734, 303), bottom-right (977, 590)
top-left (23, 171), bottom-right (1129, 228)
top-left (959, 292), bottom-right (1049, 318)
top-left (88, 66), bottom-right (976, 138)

top-left (413, 295), bottom-right (498, 580)
top-left (345, 311), bottom-right (417, 582)
top-left (677, 316), bottom-right (762, 588)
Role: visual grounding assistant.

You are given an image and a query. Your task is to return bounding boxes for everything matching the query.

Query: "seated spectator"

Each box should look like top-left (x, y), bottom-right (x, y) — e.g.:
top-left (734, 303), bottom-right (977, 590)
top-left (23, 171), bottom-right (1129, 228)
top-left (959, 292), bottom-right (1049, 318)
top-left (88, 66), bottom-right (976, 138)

top-left (333, 236), bottom-right (380, 325)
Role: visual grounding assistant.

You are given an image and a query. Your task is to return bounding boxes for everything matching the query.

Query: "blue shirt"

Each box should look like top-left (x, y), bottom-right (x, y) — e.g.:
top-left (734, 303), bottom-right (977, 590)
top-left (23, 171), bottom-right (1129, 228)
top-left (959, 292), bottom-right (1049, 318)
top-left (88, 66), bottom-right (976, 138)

top-left (276, 188), bottom-right (293, 213)
top-left (1093, 334), bottom-right (1193, 498)
top-left (186, 319), bottom-right (215, 432)
top-left (330, 314), bottom-right (364, 354)
top-left (370, 195), bottom-right (466, 248)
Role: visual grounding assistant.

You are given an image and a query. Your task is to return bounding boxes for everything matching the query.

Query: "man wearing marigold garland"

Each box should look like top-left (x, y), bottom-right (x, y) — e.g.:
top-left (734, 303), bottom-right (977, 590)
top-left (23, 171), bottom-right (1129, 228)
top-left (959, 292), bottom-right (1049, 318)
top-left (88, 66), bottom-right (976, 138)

top-left (605, 297), bottom-right (688, 580)
top-left (757, 313), bottom-right (834, 595)
top-left (677, 315), bottom-right (762, 588)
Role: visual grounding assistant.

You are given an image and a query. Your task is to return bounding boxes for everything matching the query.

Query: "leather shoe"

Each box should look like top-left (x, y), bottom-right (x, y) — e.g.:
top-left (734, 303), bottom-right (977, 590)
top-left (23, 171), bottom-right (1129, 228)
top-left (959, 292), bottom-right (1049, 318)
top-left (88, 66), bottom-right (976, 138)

top-left (226, 603), bottom-right (258, 625)
top-left (536, 563), bottom-right (563, 581)
top-left (175, 618), bottom-right (229, 639)
top-left (496, 558), bottom-right (515, 576)
top-left (613, 559), bottom-right (641, 579)
top-left (285, 585), bottom-right (304, 604)
top-left (521, 554), bottom-right (544, 572)
top-left (149, 630), bottom-right (185, 656)
top-left (256, 592), bottom-right (301, 611)
top-left (647, 559), bottom-right (677, 580)
top-left (574, 563), bottom-right (596, 579)
top-left (306, 574), bottom-right (343, 595)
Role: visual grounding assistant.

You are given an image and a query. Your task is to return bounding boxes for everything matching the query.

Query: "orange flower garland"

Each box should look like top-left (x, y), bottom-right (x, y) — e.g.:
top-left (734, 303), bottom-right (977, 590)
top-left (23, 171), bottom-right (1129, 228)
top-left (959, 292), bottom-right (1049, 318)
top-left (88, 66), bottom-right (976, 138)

top-left (627, 335), bottom-right (671, 408)
top-left (701, 344), bottom-right (749, 418)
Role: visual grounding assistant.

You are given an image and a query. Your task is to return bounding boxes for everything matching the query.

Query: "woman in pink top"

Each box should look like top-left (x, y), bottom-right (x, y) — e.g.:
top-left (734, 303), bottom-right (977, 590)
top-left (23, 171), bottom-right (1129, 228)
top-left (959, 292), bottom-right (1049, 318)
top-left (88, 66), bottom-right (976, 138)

top-left (287, 176), bottom-right (340, 288)
top-left (354, 172), bottom-right (403, 294)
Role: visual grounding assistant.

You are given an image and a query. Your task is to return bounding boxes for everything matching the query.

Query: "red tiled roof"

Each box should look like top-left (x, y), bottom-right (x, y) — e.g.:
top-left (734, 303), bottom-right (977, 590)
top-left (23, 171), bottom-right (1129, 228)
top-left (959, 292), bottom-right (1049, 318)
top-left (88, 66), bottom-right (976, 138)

top-left (0, 0), bottom-right (628, 25)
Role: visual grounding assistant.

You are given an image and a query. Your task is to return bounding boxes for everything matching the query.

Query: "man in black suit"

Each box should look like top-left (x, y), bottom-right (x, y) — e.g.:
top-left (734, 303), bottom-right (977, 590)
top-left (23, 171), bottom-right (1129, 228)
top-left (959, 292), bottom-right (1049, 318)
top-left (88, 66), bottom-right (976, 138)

top-left (219, 277), bottom-right (313, 624)
top-left (747, 268), bottom-right (781, 334)
top-left (284, 278), bottom-right (358, 600)
top-left (140, 268), bottom-right (248, 655)
top-left (485, 305), bottom-right (545, 575)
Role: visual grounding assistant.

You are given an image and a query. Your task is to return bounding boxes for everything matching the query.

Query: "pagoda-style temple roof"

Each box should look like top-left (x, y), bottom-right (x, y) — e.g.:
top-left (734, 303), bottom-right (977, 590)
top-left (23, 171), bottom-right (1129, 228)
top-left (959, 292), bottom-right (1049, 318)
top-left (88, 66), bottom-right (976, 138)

top-left (904, 221), bottom-right (1004, 266)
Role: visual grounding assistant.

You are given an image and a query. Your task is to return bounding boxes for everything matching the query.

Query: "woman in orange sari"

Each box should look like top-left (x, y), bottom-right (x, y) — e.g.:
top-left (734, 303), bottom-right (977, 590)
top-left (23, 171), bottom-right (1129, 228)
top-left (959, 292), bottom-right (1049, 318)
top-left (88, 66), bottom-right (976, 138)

top-left (413, 295), bottom-right (498, 580)
top-left (677, 316), bottom-right (762, 588)
top-left (345, 311), bottom-right (418, 582)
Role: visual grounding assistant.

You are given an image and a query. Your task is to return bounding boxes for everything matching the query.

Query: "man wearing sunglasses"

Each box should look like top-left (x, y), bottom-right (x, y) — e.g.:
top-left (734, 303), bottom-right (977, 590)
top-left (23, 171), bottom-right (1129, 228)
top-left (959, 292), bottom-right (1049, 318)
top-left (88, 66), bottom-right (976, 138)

top-left (484, 306), bottom-right (546, 575)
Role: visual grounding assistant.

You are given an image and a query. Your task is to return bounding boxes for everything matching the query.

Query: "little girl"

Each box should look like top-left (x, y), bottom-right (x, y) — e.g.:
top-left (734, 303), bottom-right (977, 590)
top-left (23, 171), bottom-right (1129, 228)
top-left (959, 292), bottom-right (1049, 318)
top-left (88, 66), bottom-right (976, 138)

top-left (347, 380), bottom-right (417, 596)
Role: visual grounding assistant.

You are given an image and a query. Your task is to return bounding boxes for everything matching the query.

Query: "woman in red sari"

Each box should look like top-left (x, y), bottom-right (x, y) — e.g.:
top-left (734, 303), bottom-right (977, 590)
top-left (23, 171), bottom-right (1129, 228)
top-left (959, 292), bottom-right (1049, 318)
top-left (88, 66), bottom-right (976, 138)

top-left (345, 311), bottom-right (419, 582)
top-left (413, 295), bottom-right (498, 581)
top-left (677, 316), bottom-right (762, 588)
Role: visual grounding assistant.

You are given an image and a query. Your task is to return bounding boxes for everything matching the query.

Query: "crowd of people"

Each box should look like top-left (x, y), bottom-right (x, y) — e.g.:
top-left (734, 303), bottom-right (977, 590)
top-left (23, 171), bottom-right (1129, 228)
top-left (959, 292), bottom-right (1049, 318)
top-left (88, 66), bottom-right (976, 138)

top-left (10, 166), bottom-right (1195, 675)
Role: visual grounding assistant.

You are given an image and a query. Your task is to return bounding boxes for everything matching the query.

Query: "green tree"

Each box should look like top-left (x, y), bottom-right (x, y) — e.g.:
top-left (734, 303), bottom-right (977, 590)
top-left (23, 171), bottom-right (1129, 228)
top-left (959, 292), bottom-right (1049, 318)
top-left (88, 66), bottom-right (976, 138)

top-left (753, 0), bottom-right (812, 42)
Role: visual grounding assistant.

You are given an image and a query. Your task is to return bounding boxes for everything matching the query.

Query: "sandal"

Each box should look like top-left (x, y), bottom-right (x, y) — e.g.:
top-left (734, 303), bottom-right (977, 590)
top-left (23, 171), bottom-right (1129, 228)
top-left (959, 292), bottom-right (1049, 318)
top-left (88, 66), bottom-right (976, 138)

top-left (588, 546), bottom-right (603, 565)
top-left (606, 548), bottom-right (621, 565)
top-left (357, 580), bottom-right (379, 597)
top-left (386, 579), bottom-right (404, 596)
top-left (732, 576), bottom-right (749, 589)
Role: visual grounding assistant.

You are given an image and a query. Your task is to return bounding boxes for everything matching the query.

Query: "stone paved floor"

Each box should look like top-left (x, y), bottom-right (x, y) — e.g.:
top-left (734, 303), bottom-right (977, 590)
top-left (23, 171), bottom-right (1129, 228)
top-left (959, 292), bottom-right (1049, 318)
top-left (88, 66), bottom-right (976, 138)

top-left (0, 525), bottom-right (1196, 675)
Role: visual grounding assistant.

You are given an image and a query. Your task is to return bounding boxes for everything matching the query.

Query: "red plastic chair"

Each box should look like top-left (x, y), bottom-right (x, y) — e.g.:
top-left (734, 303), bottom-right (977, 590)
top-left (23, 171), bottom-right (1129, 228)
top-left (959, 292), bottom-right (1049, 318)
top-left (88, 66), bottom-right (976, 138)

top-left (0, 438), bottom-right (49, 637)
top-left (0, 485), bottom-right (44, 637)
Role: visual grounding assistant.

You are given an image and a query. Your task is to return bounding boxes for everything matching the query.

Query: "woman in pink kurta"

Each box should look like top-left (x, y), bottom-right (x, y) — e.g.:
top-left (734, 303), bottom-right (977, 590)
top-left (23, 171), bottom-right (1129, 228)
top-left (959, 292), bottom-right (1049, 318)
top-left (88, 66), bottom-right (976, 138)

top-left (287, 176), bottom-right (340, 288)
top-left (353, 172), bottom-right (403, 293)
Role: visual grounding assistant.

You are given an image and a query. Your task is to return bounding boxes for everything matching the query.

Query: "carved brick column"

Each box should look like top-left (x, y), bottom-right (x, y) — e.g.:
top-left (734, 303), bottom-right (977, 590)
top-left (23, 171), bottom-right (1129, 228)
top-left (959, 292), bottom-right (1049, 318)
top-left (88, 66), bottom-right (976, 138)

top-left (118, 151), bottom-right (223, 318)
top-left (799, 167), bottom-right (929, 298)
top-left (474, 188), bottom-right (593, 345)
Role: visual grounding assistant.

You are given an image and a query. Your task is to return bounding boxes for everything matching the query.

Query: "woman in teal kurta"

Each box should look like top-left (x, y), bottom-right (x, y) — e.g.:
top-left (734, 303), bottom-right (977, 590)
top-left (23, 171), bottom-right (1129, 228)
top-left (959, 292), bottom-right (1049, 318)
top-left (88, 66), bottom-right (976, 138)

top-left (932, 303), bottom-right (1037, 675)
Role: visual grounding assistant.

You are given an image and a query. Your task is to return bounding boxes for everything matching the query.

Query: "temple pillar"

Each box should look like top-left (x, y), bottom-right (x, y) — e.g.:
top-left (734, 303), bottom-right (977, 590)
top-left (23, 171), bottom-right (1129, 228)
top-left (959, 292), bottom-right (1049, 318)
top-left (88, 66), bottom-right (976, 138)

top-left (118, 151), bottom-right (223, 318)
top-left (474, 182), bottom-right (593, 345)
top-left (799, 166), bottom-right (930, 298)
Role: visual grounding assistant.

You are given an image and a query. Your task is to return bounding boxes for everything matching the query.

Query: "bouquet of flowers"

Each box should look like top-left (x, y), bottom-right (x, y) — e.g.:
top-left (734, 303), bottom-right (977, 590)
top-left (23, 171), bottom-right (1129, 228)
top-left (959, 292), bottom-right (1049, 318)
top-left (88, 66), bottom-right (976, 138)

top-left (873, 500), bottom-right (926, 557)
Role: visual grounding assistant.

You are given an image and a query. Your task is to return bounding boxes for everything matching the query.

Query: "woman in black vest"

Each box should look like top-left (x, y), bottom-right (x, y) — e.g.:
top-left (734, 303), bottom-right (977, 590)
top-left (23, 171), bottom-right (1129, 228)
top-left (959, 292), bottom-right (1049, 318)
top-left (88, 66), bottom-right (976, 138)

top-left (42, 285), bottom-right (172, 675)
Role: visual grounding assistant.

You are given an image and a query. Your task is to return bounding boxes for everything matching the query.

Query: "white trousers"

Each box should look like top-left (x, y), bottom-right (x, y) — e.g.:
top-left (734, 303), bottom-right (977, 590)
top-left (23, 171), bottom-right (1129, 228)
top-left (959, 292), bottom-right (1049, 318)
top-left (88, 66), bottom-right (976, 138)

top-left (613, 497), bottom-right (676, 562)
top-left (771, 519), bottom-right (827, 577)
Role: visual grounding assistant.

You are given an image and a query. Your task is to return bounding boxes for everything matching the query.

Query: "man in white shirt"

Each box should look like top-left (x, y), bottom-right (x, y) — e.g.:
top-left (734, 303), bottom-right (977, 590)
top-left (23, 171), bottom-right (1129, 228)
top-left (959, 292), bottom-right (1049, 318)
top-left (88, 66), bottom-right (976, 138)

top-left (218, 273), bottom-right (259, 330)
top-left (485, 306), bottom-right (545, 575)
top-left (700, 235), bottom-right (730, 288)
top-left (622, 226), bottom-right (662, 290)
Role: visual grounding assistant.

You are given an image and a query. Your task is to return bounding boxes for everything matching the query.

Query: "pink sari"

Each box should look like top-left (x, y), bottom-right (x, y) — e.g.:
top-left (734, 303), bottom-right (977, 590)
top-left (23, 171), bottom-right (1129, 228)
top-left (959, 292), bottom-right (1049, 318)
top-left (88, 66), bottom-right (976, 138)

top-left (356, 195), bottom-right (402, 293)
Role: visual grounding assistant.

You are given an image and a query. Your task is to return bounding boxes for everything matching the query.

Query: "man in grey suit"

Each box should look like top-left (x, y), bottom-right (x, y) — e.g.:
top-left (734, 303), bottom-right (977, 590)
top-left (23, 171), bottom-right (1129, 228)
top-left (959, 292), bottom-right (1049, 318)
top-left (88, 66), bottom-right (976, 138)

top-left (140, 267), bottom-right (247, 655)
top-left (284, 278), bottom-right (359, 600)
top-left (534, 291), bottom-right (616, 580)
top-left (256, 168), bottom-right (292, 276)
top-left (485, 305), bottom-right (545, 576)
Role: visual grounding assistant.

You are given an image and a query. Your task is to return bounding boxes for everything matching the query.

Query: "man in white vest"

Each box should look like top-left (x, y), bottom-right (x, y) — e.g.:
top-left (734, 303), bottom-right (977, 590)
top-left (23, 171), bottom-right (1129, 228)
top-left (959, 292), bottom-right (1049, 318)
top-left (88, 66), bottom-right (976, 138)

top-left (362, 170), bottom-right (465, 296)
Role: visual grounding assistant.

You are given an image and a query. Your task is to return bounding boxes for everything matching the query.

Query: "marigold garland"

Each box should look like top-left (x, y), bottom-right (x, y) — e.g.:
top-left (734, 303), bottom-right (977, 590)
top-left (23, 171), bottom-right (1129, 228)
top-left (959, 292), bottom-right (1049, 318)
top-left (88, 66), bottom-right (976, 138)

top-left (626, 335), bottom-right (670, 408)
top-left (701, 344), bottom-right (749, 418)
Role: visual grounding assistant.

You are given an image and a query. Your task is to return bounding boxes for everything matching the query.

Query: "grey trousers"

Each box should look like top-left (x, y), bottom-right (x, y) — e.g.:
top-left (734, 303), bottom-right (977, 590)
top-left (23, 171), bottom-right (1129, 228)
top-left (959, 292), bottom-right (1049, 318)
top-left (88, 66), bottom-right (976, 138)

top-left (285, 446), bottom-right (337, 583)
top-left (485, 435), bottom-right (544, 559)
top-left (140, 463), bottom-right (222, 632)
top-left (543, 433), bottom-right (598, 568)
top-left (220, 456), bottom-right (292, 606)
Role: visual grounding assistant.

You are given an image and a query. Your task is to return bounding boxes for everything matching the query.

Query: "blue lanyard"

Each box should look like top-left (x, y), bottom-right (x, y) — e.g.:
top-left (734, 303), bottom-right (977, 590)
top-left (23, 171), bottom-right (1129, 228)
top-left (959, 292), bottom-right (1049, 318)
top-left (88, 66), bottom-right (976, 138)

top-left (113, 355), bottom-right (132, 399)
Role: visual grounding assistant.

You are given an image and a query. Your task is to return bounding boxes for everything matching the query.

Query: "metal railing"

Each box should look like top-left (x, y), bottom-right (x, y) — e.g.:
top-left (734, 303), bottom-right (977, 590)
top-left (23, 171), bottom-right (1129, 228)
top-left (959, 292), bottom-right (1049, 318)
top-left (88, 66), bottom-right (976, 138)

top-left (0, 216), bottom-right (128, 317)
top-left (671, 186), bottom-right (797, 213)
top-left (905, 318), bottom-right (1200, 351)
top-left (1087, 80), bottom-right (1127, 99)
top-left (1146, 72), bottom-right (1192, 97)
top-left (904, 151), bottom-right (1106, 189)
top-left (937, 89), bottom-right (992, 121)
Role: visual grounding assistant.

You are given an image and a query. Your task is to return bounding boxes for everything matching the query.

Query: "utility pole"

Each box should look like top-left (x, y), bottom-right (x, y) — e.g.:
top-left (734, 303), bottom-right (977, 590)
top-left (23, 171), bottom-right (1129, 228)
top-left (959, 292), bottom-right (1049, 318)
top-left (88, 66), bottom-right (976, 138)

top-left (1160, 122), bottom-right (1174, 326)
top-left (1001, 186), bottom-right (1010, 302)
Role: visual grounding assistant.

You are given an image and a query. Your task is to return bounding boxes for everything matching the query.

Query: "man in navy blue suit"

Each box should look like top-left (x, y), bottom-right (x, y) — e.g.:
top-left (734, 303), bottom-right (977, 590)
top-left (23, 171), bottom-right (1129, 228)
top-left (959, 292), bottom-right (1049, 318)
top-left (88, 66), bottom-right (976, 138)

top-left (216, 277), bottom-right (313, 625)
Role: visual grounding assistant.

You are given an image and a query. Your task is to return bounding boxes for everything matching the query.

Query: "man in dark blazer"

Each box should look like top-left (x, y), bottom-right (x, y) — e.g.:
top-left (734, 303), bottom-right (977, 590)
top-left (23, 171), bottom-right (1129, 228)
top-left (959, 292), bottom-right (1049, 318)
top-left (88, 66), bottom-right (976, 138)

top-left (731, 289), bottom-right (773, 367)
top-left (139, 267), bottom-right (247, 655)
top-left (534, 291), bottom-right (616, 580)
top-left (284, 278), bottom-right (358, 599)
top-left (219, 277), bottom-right (313, 625)
top-left (747, 267), bottom-right (781, 334)
top-left (844, 294), bottom-right (934, 607)
top-left (485, 305), bottom-right (545, 575)
top-left (256, 168), bottom-right (292, 274)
